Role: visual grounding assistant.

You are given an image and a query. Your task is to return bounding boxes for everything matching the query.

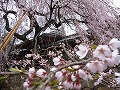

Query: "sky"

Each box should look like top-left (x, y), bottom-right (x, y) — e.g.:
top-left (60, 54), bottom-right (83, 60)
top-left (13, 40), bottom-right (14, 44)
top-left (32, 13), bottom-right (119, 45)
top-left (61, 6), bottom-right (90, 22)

top-left (113, 0), bottom-right (120, 7)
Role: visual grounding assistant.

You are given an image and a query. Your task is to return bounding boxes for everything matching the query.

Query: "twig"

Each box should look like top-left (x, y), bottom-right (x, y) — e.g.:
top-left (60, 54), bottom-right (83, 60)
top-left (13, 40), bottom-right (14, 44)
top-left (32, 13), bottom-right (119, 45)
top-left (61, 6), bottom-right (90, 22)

top-left (38, 58), bottom-right (91, 89)
top-left (61, 46), bottom-right (77, 62)
top-left (38, 73), bottom-right (54, 90)
top-left (0, 72), bottom-right (22, 75)
top-left (54, 59), bottom-right (91, 72)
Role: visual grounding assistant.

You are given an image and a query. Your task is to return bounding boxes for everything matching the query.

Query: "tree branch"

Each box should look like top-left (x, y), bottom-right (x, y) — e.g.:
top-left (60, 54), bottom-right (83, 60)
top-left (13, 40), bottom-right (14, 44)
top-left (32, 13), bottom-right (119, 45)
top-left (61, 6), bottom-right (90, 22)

top-left (0, 72), bottom-right (27, 75)
top-left (39, 58), bottom-right (91, 89)
top-left (3, 10), bottom-right (27, 41)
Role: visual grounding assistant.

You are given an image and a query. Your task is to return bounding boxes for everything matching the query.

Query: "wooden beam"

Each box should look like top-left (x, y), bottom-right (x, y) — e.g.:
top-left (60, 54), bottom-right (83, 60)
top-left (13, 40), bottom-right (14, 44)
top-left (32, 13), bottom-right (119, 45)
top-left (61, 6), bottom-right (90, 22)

top-left (0, 12), bottom-right (27, 51)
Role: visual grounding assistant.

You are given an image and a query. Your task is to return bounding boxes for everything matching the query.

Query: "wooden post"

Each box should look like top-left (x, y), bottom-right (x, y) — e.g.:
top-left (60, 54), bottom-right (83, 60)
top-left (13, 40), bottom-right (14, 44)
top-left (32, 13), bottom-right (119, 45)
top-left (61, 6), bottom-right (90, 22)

top-left (0, 12), bottom-right (27, 51)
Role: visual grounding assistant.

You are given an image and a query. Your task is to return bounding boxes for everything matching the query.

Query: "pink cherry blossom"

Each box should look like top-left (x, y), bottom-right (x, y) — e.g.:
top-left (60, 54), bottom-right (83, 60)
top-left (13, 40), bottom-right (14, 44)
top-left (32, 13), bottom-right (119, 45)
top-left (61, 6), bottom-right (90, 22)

top-left (71, 74), bottom-right (76, 81)
top-left (78, 69), bottom-right (93, 81)
top-left (78, 69), bottom-right (86, 79)
top-left (114, 72), bottom-right (120, 77)
top-left (55, 71), bottom-right (64, 82)
top-left (36, 69), bottom-right (47, 78)
top-left (45, 86), bottom-right (51, 90)
top-left (25, 54), bottom-right (33, 58)
top-left (115, 77), bottom-right (120, 85)
top-left (74, 80), bottom-right (81, 90)
top-left (33, 53), bottom-right (40, 59)
top-left (109, 38), bottom-right (120, 50)
top-left (72, 65), bottom-right (80, 69)
top-left (108, 69), bottom-right (112, 74)
top-left (86, 60), bottom-right (104, 73)
top-left (48, 51), bottom-right (56, 57)
top-left (94, 81), bottom-right (99, 86)
top-left (53, 57), bottom-right (61, 66)
top-left (63, 80), bottom-right (74, 89)
top-left (75, 39), bottom-right (81, 44)
top-left (29, 67), bottom-right (35, 74)
top-left (114, 72), bottom-right (120, 85)
top-left (50, 67), bottom-right (57, 71)
top-left (23, 82), bottom-right (29, 88)
top-left (85, 72), bottom-right (93, 81)
top-left (58, 85), bottom-right (64, 89)
top-left (75, 44), bottom-right (88, 59)
top-left (94, 75), bottom-right (103, 86)
top-left (28, 67), bottom-right (36, 78)
top-left (102, 58), bottom-right (115, 67)
top-left (97, 76), bottom-right (103, 83)
top-left (112, 49), bottom-right (119, 56)
top-left (112, 51), bottom-right (120, 65)
top-left (93, 45), bottom-right (112, 60)
top-left (23, 78), bottom-right (34, 89)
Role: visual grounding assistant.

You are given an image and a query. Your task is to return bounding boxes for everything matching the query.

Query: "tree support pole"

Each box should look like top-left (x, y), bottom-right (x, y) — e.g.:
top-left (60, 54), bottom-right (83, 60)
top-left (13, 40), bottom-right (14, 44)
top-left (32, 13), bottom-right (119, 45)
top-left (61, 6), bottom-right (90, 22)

top-left (0, 12), bottom-right (27, 51)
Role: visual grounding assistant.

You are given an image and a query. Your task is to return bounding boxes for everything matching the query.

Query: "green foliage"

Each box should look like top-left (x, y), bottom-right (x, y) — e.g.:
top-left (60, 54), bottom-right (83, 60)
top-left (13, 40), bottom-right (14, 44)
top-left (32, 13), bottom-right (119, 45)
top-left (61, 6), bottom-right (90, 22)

top-left (66, 67), bottom-right (75, 72)
top-left (49, 80), bottom-right (58, 86)
top-left (9, 67), bottom-right (27, 73)
top-left (0, 76), bottom-right (8, 88)
top-left (49, 80), bottom-right (59, 90)
top-left (94, 73), bottom-right (100, 79)
top-left (9, 67), bottom-right (22, 73)
top-left (32, 81), bottom-right (43, 87)
top-left (90, 45), bottom-right (97, 50)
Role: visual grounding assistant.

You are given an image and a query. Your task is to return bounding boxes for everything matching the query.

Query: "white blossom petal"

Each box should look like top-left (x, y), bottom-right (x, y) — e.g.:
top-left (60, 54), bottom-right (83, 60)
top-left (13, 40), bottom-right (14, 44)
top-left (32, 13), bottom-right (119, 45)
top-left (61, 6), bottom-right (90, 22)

top-left (109, 38), bottom-right (120, 50)
top-left (114, 72), bottom-right (120, 77)
top-left (102, 58), bottom-right (114, 67)
top-left (115, 77), bottom-right (120, 85)
top-left (29, 67), bottom-right (35, 74)
top-left (23, 82), bottom-right (29, 88)
top-left (75, 44), bottom-right (88, 59)
top-left (63, 80), bottom-right (73, 89)
top-left (36, 69), bottom-right (47, 78)
top-left (72, 65), bottom-right (80, 69)
top-left (71, 74), bottom-right (76, 81)
top-left (86, 60), bottom-right (104, 73)
top-left (55, 71), bottom-right (63, 82)
top-left (74, 81), bottom-right (81, 90)
top-left (93, 45), bottom-right (111, 60)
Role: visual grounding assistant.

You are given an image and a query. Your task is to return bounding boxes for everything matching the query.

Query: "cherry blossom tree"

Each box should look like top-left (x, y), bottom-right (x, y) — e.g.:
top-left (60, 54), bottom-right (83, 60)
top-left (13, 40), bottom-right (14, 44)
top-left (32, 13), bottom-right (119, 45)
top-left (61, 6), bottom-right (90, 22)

top-left (0, 0), bottom-right (120, 90)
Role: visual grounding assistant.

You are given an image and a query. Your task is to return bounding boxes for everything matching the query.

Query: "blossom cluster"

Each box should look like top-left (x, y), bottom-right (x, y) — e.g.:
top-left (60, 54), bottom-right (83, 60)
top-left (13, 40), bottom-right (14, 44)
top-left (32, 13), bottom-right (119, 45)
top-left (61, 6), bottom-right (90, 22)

top-left (11, 53), bottom-right (49, 69)
top-left (55, 68), bottom-right (93, 89)
top-left (86, 38), bottom-right (120, 73)
top-left (23, 38), bottom-right (120, 90)
top-left (23, 67), bottom-right (48, 89)
top-left (94, 69), bottom-right (120, 87)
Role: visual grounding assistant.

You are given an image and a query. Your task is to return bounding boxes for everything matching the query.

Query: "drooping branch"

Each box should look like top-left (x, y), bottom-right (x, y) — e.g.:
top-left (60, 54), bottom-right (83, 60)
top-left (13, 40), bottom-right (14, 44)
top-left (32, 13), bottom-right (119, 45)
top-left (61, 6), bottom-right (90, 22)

top-left (58, 6), bottom-right (61, 22)
top-left (49, 0), bottom-right (53, 20)
top-left (3, 10), bottom-right (16, 31)
top-left (3, 11), bottom-right (28, 41)
top-left (63, 18), bottom-right (88, 24)
top-left (2, 9), bottom-right (41, 42)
